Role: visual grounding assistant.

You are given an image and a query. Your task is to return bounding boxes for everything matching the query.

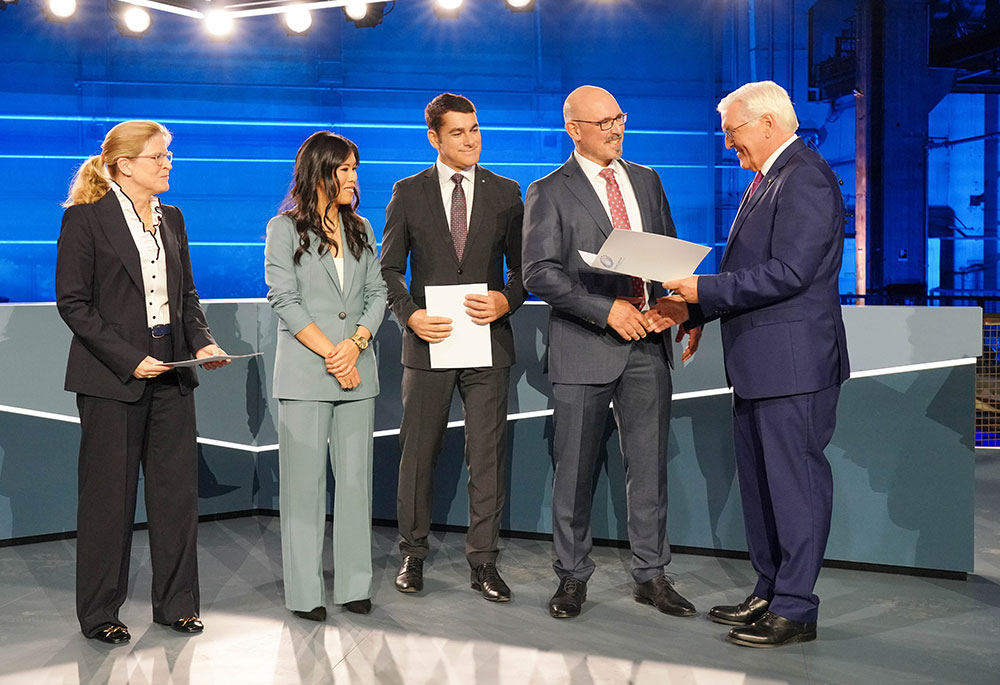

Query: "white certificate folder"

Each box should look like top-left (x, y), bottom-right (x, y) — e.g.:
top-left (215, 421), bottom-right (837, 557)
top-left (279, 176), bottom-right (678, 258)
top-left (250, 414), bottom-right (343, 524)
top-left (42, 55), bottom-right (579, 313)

top-left (578, 231), bottom-right (711, 284)
top-left (424, 283), bottom-right (493, 369)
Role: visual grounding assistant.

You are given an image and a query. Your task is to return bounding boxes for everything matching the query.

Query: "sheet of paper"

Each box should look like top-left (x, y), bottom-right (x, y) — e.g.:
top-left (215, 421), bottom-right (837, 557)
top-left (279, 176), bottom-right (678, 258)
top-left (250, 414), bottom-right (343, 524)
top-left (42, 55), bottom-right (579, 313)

top-left (165, 352), bottom-right (262, 368)
top-left (578, 231), bottom-right (712, 284)
top-left (425, 283), bottom-right (493, 369)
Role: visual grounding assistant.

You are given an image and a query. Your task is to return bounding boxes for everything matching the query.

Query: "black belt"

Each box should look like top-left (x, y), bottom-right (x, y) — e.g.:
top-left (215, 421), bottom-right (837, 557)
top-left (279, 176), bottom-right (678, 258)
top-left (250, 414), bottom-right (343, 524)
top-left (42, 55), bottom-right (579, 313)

top-left (149, 324), bottom-right (172, 338)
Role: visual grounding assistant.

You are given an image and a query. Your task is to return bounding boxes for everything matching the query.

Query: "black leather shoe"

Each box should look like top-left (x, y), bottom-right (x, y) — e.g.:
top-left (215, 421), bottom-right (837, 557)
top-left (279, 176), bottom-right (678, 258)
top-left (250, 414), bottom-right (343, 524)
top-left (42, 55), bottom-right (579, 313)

top-left (395, 556), bottom-right (424, 593)
top-left (470, 562), bottom-right (512, 602)
top-left (94, 623), bottom-right (130, 645)
top-left (293, 606), bottom-right (327, 622)
top-left (343, 599), bottom-right (372, 614)
top-left (548, 577), bottom-right (587, 619)
top-left (169, 616), bottom-right (204, 634)
top-left (726, 611), bottom-right (817, 648)
top-left (709, 595), bottom-right (770, 626)
top-left (633, 575), bottom-right (696, 617)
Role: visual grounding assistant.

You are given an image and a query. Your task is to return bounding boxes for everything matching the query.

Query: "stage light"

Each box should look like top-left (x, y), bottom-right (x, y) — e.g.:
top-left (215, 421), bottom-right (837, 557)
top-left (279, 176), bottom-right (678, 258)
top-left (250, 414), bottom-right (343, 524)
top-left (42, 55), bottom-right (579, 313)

top-left (283, 6), bottom-right (311, 33)
top-left (505, 0), bottom-right (534, 11)
top-left (433, 0), bottom-right (463, 19)
top-left (0, 0), bottom-right (20, 12)
top-left (344, 1), bottom-right (385, 28)
top-left (120, 6), bottom-right (152, 34)
top-left (205, 9), bottom-right (234, 37)
top-left (46, 0), bottom-right (76, 19)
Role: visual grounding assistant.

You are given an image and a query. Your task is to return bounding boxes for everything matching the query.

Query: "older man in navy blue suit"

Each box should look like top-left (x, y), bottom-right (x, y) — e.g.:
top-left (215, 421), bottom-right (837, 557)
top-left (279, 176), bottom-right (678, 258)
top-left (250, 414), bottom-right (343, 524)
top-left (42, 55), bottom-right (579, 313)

top-left (667, 81), bottom-right (849, 648)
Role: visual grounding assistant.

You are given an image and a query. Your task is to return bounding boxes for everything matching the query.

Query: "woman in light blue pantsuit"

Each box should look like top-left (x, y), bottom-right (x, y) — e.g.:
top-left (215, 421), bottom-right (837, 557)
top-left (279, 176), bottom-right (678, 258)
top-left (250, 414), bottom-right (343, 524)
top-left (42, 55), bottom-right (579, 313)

top-left (264, 132), bottom-right (387, 621)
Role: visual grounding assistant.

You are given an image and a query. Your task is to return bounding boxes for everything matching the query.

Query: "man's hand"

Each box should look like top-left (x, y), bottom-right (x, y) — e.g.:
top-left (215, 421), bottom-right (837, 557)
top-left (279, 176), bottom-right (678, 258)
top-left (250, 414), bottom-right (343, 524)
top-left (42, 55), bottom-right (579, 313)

top-left (465, 291), bottom-right (510, 325)
top-left (407, 309), bottom-right (453, 343)
top-left (645, 296), bottom-right (690, 333)
top-left (607, 298), bottom-right (647, 341)
top-left (325, 339), bottom-right (360, 377)
top-left (196, 344), bottom-right (231, 370)
top-left (663, 275), bottom-right (699, 303)
top-left (675, 326), bottom-right (702, 363)
top-left (133, 356), bottom-right (172, 379)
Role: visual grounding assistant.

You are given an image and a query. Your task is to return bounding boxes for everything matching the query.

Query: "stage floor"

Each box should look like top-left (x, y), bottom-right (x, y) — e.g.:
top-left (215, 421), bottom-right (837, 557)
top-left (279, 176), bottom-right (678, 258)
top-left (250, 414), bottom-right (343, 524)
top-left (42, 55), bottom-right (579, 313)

top-left (1, 451), bottom-right (998, 685)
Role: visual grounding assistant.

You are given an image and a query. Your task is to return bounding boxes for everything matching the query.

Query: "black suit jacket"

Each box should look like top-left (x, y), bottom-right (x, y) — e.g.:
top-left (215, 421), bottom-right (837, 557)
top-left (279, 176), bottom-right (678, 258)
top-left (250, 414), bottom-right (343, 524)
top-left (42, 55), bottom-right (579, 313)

top-left (56, 192), bottom-right (215, 402)
top-left (380, 164), bottom-right (525, 370)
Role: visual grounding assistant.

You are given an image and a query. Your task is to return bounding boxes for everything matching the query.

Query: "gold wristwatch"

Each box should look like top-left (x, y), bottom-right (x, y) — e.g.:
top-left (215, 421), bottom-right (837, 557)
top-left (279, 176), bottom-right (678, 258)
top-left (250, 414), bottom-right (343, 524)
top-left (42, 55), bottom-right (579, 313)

top-left (350, 333), bottom-right (369, 351)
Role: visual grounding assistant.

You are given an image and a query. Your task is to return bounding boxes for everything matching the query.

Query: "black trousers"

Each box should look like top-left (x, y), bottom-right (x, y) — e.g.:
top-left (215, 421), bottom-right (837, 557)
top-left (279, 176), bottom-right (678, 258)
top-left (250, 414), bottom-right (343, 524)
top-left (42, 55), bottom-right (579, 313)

top-left (75, 334), bottom-right (200, 637)
top-left (397, 365), bottom-right (509, 567)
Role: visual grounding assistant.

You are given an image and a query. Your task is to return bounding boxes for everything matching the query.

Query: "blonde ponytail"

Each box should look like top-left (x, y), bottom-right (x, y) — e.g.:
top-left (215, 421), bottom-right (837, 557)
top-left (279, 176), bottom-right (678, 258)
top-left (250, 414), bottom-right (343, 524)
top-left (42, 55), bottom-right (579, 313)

top-left (63, 156), bottom-right (111, 207)
top-left (62, 120), bottom-right (172, 208)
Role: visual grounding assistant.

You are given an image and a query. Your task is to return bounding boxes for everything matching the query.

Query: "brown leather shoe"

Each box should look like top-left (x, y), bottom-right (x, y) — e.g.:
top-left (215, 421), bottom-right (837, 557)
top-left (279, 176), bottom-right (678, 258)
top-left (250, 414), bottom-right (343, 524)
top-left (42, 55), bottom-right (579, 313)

top-left (395, 555), bottom-right (424, 593)
top-left (633, 575), bottom-right (696, 617)
top-left (727, 611), bottom-right (817, 648)
top-left (470, 562), bottom-right (511, 602)
top-left (709, 595), bottom-right (770, 626)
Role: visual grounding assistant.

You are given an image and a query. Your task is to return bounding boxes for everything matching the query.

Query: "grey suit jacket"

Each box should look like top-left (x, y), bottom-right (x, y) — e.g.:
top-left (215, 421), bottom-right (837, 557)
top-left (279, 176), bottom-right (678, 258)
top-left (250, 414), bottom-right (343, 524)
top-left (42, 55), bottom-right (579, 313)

top-left (56, 192), bottom-right (215, 402)
top-left (522, 155), bottom-right (676, 385)
top-left (380, 164), bottom-right (525, 370)
top-left (265, 213), bottom-right (387, 401)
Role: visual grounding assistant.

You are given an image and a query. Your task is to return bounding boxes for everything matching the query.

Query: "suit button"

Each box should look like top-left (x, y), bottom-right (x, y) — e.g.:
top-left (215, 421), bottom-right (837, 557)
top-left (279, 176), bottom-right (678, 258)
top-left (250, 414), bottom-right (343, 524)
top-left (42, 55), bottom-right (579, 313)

top-left (338, 312), bottom-right (347, 319)
top-left (457, 268), bottom-right (463, 275)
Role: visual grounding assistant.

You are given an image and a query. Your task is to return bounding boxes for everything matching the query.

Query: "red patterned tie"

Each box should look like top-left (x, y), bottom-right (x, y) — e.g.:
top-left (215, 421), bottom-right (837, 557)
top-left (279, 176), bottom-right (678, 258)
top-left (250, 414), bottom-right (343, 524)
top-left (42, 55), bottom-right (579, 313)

top-left (599, 167), bottom-right (646, 309)
top-left (748, 171), bottom-right (763, 198)
top-left (450, 173), bottom-right (468, 260)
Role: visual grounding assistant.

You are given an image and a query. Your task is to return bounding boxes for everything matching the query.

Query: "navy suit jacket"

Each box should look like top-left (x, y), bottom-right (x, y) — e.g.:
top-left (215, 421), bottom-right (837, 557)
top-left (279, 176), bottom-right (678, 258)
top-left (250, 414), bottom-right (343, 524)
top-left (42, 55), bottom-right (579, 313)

top-left (691, 138), bottom-right (850, 399)
top-left (56, 192), bottom-right (215, 402)
top-left (380, 164), bottom-right (524, 370)
top-left (522, 155), bottom-right (675, 385)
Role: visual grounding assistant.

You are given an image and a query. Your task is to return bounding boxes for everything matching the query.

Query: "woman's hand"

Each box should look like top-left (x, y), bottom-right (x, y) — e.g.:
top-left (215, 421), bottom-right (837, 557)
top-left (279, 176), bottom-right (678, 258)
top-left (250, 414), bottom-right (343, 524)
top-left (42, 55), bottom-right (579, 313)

top-left (133, 356), bottom-right (172, 380)
top-left (335, 367), bottom-right (361, 390)
top-left (325, 338), bottom-right (360, 376)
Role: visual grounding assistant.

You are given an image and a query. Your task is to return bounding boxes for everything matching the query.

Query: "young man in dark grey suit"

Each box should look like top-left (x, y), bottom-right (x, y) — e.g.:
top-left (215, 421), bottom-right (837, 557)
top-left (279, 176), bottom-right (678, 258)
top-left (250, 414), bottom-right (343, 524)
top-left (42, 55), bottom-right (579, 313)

top-left (522, 85), bottom-right (697, 620)
top-left (381, 93), bottom-right (525, 601)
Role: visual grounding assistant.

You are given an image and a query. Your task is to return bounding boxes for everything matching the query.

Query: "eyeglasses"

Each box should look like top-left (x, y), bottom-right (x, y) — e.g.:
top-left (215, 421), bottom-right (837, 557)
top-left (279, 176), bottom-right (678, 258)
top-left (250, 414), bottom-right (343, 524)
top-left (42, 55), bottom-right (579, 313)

top-left (571, 112), bottom-right (627, 131)
top-left (131, 151), bottom-right (173, 166)
top-left (723, 116), bottom-right (762, 140)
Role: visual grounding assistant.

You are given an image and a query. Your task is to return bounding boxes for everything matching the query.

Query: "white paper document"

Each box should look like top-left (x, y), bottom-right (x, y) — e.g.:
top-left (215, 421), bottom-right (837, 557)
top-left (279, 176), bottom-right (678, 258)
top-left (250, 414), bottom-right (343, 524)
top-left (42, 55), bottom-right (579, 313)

top-left (166, 352), bottom-right (262, 368)
top-left (578, 231), bottom-right (712, 284)
top-left (424, 283), bottom-right (493, 369)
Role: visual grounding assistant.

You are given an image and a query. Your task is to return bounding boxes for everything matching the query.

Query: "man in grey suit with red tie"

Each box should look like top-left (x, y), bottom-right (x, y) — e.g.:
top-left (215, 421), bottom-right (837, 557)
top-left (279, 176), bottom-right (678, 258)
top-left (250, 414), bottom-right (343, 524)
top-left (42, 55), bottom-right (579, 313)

top-left (522, 85), bottom-right (698, 620)
top-left (667, 81), bottom-right (850, 648)
top-left (381, 93), bottom-right (524, 601)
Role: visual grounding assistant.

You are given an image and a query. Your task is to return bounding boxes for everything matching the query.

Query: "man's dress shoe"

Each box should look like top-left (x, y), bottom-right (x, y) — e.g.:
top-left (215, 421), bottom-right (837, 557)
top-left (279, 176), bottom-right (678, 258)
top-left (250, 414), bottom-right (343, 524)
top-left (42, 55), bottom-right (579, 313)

top-left (168, 616), bottom-right (204, 634)
top-left (292, 606), bottom-right (327, 622)
top-left (343, 598), bottom-right (372, 614)
top-left (470, 562), bottom-right (512, 602)
top-left (633, 575), bottom-right (696, 617)
top-left (726, 611), bottom-right (817, 648)
top-left (94, 624), bottom-right (130, 645)
top-left (395, 556), bottom-right (424, 593)
top-left (709, 595), bottom-right (770, 626)
top-left (548, 577), bottom-right (587, 619)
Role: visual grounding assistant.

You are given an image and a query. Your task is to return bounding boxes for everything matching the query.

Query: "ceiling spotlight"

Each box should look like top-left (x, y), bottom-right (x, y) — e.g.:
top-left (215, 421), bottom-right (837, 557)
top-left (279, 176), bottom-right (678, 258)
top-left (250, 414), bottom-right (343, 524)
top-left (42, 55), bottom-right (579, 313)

top-left (283, 6), bottom-right (312, 34)
top-left (119, 6), bottom-right (152, 34)
top-left (505, 0), bottom-right (534, 11)
top-left (344, 1), bottom-right (386, 28)
top-left (45, 0), bottom-right (76, 20)
top-left (434, 0), bottom-right (463, 19)
top-left (0, 0), bottom-right (20, 12)
top-left (205, 10), bottom-right (234, 37)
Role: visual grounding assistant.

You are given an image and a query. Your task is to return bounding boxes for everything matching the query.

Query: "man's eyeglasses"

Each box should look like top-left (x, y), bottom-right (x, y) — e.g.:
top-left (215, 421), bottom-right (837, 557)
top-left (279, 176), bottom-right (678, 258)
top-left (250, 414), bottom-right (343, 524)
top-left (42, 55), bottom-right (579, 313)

top-left (723, 116), bottom-right (762, 140)
top-left (572, 112), bottom-right (627, 131)
top-left (131, 151), bottom-right (173, 166)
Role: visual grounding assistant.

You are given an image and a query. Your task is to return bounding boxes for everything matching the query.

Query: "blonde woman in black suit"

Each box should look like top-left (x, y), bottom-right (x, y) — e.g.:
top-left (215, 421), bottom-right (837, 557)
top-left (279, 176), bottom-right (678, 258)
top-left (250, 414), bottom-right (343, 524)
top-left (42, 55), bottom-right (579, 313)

top-left (56, 120), bottom-right (229, 645)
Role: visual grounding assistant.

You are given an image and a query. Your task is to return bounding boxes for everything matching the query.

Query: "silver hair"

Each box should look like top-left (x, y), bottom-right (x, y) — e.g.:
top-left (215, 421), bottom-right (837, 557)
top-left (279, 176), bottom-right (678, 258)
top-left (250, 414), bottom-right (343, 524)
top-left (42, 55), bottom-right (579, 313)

top-left (717, 80), bottom-right (799, 132)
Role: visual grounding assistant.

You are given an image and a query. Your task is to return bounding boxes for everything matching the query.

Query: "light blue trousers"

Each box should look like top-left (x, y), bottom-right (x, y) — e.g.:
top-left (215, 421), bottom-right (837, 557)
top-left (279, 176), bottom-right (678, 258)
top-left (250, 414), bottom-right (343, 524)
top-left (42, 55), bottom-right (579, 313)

top-left (278, 398), bottom-right (374, 610)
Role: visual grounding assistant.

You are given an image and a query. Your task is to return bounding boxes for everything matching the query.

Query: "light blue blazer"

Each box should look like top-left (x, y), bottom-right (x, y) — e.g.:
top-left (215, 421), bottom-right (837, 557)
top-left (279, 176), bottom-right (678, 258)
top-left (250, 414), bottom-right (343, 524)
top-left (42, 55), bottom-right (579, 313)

top-left (265, 213), bottom-right (387, 401)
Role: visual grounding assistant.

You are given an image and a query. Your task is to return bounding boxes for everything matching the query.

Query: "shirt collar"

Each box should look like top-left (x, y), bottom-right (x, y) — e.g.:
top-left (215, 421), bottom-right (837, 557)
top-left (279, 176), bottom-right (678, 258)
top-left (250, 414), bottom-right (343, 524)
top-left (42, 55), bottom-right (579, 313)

top-left (436, 158), bottom-right (475, 185)
top-left (760, 134), bottom-right (798, 177)
top-left (109, 180), bottom-right (162, 231)
top-left (573, 150), bottom-right (624, 181)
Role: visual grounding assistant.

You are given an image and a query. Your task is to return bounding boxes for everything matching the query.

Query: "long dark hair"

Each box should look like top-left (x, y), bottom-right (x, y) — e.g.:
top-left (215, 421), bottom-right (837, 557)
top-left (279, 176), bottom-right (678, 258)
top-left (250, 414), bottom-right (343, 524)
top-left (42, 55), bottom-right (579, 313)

top-left (280, 131), bottom-right (372, 264)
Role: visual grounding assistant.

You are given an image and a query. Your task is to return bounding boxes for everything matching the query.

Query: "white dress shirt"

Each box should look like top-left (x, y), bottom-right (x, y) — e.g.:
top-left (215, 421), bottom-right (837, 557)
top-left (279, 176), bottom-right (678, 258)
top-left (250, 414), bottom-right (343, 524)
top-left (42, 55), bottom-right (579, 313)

top-left (436, 158), bottom-right (475, 228)
top-left (109, 181), bottom-right (169, 328)
top-left (331, 254), bottom-right (345, 290)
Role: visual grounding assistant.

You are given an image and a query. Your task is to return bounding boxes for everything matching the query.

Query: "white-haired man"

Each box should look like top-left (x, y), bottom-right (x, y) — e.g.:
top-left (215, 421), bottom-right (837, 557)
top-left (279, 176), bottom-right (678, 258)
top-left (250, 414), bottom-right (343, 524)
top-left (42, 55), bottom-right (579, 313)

top-left (667, 81), bottom-right (849, 647)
